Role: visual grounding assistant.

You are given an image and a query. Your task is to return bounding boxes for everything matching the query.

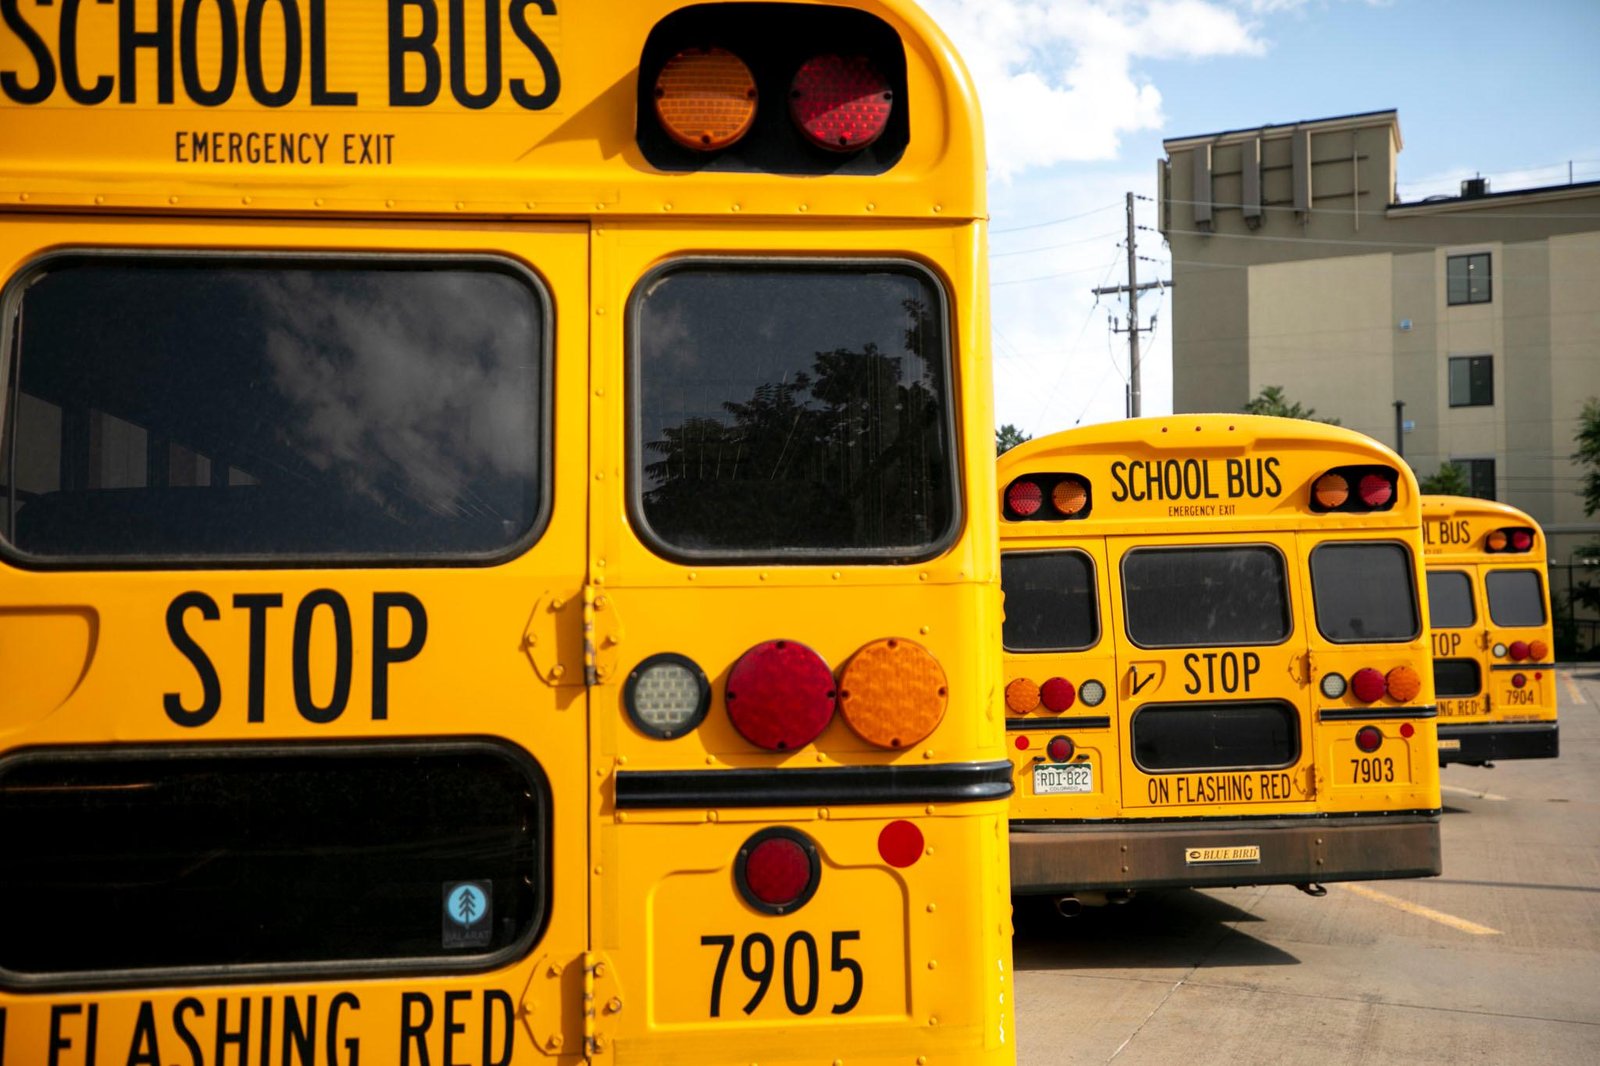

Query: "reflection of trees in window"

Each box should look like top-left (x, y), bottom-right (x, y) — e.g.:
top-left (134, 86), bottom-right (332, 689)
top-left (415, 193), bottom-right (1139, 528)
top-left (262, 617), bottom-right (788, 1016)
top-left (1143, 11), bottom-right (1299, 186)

top-left (643, 297), bottom-right (950, 552)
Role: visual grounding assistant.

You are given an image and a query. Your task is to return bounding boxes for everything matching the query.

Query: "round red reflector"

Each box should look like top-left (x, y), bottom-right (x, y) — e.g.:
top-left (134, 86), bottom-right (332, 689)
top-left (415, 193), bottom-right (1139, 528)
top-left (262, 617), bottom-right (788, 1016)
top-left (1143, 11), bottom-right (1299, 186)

top-left (877, 819), bottom-right (924, 868)
top-left (1051, 479), bottom-right (1088, 517)
top-left (790, 54), bottom-right (892, 152)
top-left (1511, 529), bottom-right (1534, 551)
top-left (1314, 473), bottom-right (1350, 509)
top-left (1509, 640), bottom-right (1530, 662)
top-left (1511, 672), bottom-right (1527, 689)
top-left (1046, 735), bottom-right (1075, 762)
top-left (1400, 722), bottom-right (1415, 739)
top-left (1014, 735), bottom-right (1031, 750)
top-left (1355, 726), bottom-right (1383, 752)
top-left (1358, 473), bottom-right (1393, 508)
top-left (654, 47), bottom-right (758, 151)
top-left (1350, 667), bottom-right (1386, 703)
top-left (1039, 677), bottom-right (1076, 712)
top-left (1006, 479), bottom-right (1043, 517)
top-left (736, 828), bottom-right (820, 915)
top-left (726, 640), bottom-right (836, 751)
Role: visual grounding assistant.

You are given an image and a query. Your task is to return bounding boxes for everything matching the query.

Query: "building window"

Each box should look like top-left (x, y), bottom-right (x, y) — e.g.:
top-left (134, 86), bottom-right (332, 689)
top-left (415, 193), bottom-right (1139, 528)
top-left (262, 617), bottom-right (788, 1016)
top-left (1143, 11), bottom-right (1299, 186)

top-left (1447, 252), bottom-right (1491, 305)
top-left (1448, 355), bottom-right (1494, 407)
top-left (1455, 458), bottom-right (1496, 500)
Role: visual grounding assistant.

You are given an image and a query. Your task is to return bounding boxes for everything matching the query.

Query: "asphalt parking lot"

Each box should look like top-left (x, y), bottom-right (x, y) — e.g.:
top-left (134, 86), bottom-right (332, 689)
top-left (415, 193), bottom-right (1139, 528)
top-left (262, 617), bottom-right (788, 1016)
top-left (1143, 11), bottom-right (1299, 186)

top-left (1012, 666), bottom-right (1600, 1065)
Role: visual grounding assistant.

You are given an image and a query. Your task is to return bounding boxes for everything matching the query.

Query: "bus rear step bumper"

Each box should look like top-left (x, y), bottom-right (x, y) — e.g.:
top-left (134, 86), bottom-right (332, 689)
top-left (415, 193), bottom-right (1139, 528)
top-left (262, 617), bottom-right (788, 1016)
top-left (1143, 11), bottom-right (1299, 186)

top-left (1438, 721), bottom-right (1558, 764)
top-left (1009, 813), bottom-right (1441, 894)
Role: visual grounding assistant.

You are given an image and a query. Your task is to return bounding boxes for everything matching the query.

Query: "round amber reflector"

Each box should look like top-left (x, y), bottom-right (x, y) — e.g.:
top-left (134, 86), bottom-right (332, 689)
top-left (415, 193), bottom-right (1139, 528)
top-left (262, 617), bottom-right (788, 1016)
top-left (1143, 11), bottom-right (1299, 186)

top-left (1356, 725), bottom-right (1383, 753)
top-left (654, 47), bottom-right (758, 151)
top-left (1039, 677), bottom-right (1076, 712)
top-left (726, 640), bottom-right (836, 751)
top-left (790, 54), bottom-right (892, 151)
top-left (1314, 473), bottom-right (1350, 509)
top-left (1006, 479), bottom-right (1043, 518)
top-left (878, 819), bottom-right (924, 868)
top-left (1350, 667), bottom-right (1386, 703)
top-left (1511, 672), bottom-right (1527, 689)
top-left (1508, 640), bottom-right (1530, 661)
top-left (1529, 639), bottom-right (1550, 661)
top-left (1004, 677), bottom-right (1040, 714)
top-left (737, 828), bottom-right (820, 914)
top-left (1358, 473), bottom-right (1394, 508)
top-left (1051, 479), bottom-right (1088, 517)
top-left (1385, 665), bottom-right (1422, 703)
top-left (838, 638), bottom-right (948, 749)
top-left (1486, 530), bottom-right (1508, 551)
top-left (1046, 735), bottom-right (1074, 762)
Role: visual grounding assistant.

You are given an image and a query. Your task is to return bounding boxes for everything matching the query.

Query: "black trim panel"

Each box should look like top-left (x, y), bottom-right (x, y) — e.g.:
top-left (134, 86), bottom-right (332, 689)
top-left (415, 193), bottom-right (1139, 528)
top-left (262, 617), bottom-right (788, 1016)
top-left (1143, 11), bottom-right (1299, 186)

top-left (614, 760), bottom-right (1013, 809)
top-left (1438, 720), bottom-right (1559, 764)
top-left (1319, 705), bottom-right (1438, 722)
top-left (1490, 662), bottom-right (1554, 671)
top-left (1006, 716), bottom-right (1111, 731)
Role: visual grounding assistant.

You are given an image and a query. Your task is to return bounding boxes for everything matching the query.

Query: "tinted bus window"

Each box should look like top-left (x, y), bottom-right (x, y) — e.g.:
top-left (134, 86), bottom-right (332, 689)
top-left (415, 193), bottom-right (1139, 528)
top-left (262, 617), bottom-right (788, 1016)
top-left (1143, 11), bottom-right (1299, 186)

top-left (633, 263), bottom-right (954, 558)
top-left (1310, 542), bottom-right (1420, 643)
top-left (1426, 570), bottom-right (1476, 628)
top-left (1122, 546), bottom-right (1290, 647)
top-left (0, 745), bottom-right (546, 982)
top-left (1486, 570), bottom-right (1546, 626)
top-left (1001, 551), bottom-right (1098, 651)
top-left (1433, 659), bottom-right (1482, 697)
top-left (1131, 701), bottom-right (1299, 772)
top-left (1, 257), bottom-right (545, 562)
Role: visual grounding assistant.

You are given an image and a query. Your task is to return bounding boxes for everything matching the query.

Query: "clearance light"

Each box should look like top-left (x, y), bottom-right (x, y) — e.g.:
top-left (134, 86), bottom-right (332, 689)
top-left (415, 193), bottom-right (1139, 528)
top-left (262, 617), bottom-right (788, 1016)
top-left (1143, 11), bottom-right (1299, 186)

top-left (1492, 643), bottom-right (1508, 658)
top-left (1511, 672), bottom-right (1527, 689)
top-left (1385, 665), bottom-right (1422, 703)
top-left (1078, 679), bottom-right (1106, 707)
top-left (726, 640), bottom-right (836, 751)
top-left (790, 54), bottom-right (893, 151)
top-left (1486, 530), bottom-right (1508, 551)
top-left (1046, 735), bottom-right (1075, 762)
top-left (1358, 473), bottom-right (1395, 508)
top-left (877, 819), bottom-right (924, 868)
top-left (736, 828), bottom-right (820, 915)
top-left (1005, 479), bottom-right (1043, 518)
top-left (1350, 668), bottom-right (1386, 703)
top-left (654, 47), bottom-right (759, 151)
top-left (838, 638), bottom-right (948, 748)
top-left (1015, 735), bottom-right (1031, 751)
top-left (1039, 677), bottom-right (1077, 712)
top-left (1320, 672), bottom-right (1348, 699)
top-left (1400, 722), bottom-right (1416, 738)
top-left (1530, 639), bottom-right (1550, 661)
top-left (624, 653), bottom-right (712, 739)
top-left (1051, 479), bottom-right (1089, 517)
top-left (1005, 677), bottom-right (1040, 714)
top-left (1313, 473), bottom-right (1350, 510)
top-left (1511, 529), bottom-right (1534, 551)
top-left (1509, 640), bottom-right (1530, 662)
top-left (1356, 726), bottom-right (1383, 753)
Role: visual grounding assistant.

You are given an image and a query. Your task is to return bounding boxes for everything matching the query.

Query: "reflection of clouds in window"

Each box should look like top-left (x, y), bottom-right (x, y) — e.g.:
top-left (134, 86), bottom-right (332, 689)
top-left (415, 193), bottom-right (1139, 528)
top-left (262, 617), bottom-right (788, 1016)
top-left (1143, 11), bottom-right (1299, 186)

top-left (253, 271), bottom-right (538, 519)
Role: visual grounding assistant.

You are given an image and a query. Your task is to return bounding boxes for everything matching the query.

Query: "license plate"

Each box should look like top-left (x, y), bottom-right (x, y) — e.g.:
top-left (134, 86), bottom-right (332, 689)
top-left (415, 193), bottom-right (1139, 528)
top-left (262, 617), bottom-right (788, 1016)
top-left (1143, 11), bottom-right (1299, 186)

top-left (1033, 762), bottom-right (1092, 794)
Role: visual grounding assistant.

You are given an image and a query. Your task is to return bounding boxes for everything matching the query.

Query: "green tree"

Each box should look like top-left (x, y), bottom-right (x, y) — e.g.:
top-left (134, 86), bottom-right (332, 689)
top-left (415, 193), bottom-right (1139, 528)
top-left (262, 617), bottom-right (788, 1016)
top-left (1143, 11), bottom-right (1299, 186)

top-left (1418, 461), bottom-right (1471, 496)
top-left (1242, 385), bottom-right (1341, 425)
top-left (1574, 398), bottom-right (1600, 518)
top-left (996, 423), bottom-right (1031, 456)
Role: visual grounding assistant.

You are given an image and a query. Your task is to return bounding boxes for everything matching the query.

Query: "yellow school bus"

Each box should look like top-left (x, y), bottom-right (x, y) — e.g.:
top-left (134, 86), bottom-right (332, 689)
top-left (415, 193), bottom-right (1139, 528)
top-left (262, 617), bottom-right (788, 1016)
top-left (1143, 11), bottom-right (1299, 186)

top-left (998, 416), bottom-right (1441, 905)
top-left (0, 3), bottom-right (1016, 1063)
top-left (1422, 495), bottom-right (1559, 766)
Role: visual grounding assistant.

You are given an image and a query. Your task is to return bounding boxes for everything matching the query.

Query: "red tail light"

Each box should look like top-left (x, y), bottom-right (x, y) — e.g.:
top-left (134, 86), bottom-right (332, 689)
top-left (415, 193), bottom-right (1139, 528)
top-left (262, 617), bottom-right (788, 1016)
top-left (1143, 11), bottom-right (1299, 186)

top-left (1311, 465), bottom-right (1398, 513)
top-left (1511, 529), bottom-right (1534, 551)
top-left (1511, 672), bottom-right (1527, 689)
top-left (1487, 527), bottom-right (1536, 553)
top-left (1039, 677), bottom-right (1076, 712)
top-left (790, 54), bottom-right (893, 151)
top-left (737, 828), bottom-right (820, 914)
top-left (1356, 726), bottom-right (1383, 752)
top-left (1046, 735), bottom-right (1075, 762)
top-left (1509, 641), bottom-right (1530, 661)
top-left (726, 640), bottom-right (836, 751)
top-left (1005, 479), bottom-right (1043, 518)
top-left (1350, 668), bottom-right (1386, 703)
top-left (1358, 473), bottom-right (1394, 508)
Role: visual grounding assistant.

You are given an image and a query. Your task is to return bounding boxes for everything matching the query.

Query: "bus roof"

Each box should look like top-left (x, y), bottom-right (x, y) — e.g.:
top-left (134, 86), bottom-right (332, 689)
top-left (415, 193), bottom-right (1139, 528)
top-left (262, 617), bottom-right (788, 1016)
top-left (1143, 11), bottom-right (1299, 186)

top-left (1421, 495), bottom-right (1538, 527)
top-left (0, 0), bottom-right (983, 221)
top-left (1420, 494), bottom-right (1545, 560)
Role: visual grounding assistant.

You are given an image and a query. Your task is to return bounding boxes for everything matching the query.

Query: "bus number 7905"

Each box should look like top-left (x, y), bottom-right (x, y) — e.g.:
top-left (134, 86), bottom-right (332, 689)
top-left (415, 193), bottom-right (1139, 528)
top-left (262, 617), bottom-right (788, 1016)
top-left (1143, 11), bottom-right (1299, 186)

top-left (701, 931), bottom-right (864, 1018)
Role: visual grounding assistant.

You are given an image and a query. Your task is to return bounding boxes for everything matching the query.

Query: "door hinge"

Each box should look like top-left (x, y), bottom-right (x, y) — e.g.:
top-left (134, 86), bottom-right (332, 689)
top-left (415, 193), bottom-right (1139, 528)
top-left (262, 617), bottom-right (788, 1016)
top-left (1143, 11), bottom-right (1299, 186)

top-left (523, 590), bottom-right (583, 688)
top-left (519, 953), bottom-right (583, 1056)
top-left (583, 585), bottom-right (624, 686)
top-left (584, 951), bottom-right (621, 1058)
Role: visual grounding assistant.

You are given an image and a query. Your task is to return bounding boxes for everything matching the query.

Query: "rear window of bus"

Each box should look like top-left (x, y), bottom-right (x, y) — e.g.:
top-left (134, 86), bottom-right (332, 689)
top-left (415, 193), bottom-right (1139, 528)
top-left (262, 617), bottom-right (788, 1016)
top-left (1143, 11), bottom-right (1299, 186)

top-left (631, 261), bottom-right (956, 560)
top-left (1486, 569), bottom-right (1546, 627)
top-left (1122, 545), bottom-right (1290, 647)
top-left (1000, 550), bottom-right (1098, 651)
top-left (1426, 570), bottom-right (1476, 628)
top-left (1309, 542), bottom-right (1420, 643)
top-left (0, 255), bottom-right (546, 564)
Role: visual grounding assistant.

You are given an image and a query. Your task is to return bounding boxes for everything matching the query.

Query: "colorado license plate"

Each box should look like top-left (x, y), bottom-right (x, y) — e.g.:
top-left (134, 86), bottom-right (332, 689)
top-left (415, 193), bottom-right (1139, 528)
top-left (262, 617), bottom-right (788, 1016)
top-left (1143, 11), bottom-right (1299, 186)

top-left (1033, 762), bottom-right (1092, 794)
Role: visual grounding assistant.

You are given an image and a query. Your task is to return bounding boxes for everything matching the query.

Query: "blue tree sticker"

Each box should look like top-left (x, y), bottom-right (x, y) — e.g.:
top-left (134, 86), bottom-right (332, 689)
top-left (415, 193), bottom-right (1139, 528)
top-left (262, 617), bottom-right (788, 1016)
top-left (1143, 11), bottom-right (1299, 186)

top-left (443, 881), bottom-right (493, 948)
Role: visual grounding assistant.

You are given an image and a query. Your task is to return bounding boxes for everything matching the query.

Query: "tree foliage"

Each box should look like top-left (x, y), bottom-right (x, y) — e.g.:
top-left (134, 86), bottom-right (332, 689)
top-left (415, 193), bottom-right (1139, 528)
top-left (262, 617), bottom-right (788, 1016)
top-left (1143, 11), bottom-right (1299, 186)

top-left (1574, 397), bottom-right (1600, 518)
top-left (996, 423), bottom-right (1032, 456)
top-left (1242, 385), bottom-right (1341, 425)
top-left (1418, 461), bottom-right (1471, 496)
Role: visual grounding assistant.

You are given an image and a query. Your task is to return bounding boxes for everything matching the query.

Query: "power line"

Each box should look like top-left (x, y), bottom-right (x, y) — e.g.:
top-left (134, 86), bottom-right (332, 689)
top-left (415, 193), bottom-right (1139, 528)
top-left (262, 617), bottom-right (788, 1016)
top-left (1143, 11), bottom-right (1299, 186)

top-left (990, 201), bottom-right (1122, 235)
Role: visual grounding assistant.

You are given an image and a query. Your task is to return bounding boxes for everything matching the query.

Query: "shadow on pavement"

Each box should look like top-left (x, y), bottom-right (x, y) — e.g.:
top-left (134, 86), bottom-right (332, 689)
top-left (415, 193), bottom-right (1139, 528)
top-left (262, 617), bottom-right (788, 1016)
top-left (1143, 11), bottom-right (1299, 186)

top-left (1012, 888), bottom-right (1300, 971)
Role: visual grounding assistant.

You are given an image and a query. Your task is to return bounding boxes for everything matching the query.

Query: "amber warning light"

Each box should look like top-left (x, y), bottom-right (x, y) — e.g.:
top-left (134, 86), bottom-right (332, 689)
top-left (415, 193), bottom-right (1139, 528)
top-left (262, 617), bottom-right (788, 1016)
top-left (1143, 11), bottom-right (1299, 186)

top-left (654, 47), bottom-right (758, 150)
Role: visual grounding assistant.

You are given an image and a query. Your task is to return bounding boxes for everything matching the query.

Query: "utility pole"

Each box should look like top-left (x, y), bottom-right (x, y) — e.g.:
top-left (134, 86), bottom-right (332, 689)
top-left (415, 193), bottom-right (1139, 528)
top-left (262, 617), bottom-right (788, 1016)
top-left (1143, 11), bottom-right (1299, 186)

top-left (1093, 191), bottom-right (1171, 418)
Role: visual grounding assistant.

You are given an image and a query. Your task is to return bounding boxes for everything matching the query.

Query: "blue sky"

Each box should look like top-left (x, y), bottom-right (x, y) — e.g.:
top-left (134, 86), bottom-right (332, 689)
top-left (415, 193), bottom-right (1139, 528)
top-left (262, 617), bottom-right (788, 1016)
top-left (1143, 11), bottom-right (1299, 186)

top-left (917, 0), bottom-right (1600, 436)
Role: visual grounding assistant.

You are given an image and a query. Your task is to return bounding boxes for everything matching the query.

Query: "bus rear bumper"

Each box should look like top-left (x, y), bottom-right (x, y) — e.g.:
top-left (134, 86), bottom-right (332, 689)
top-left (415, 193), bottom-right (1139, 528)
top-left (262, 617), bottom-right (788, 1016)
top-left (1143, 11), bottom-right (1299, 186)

top-left (1009, 813), bottom-right (1441, 894)
top-left (1438, 721), bottom-right (1558, 765)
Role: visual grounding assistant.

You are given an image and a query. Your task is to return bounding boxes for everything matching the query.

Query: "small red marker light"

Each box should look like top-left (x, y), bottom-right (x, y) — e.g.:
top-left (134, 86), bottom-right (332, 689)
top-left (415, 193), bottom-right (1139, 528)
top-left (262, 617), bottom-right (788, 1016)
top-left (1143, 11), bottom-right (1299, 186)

top-left (1015, 735), bottom-right (1031, 750)
top-left (1399, 722), bottom-right (1415, 738)
top-left (878, 819), bottom-right (924, 868)
top-left (1356, 726), bottom-right (1383, 752)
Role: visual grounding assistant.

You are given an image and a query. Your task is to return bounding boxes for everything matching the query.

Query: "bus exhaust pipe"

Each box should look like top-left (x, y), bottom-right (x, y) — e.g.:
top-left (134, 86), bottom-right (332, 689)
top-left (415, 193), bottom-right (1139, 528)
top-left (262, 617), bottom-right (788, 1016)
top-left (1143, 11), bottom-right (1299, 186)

top-left (1107, 889), bottom-right (1135, 905)
top-left (1055, 896), bottom-right (1083, 918)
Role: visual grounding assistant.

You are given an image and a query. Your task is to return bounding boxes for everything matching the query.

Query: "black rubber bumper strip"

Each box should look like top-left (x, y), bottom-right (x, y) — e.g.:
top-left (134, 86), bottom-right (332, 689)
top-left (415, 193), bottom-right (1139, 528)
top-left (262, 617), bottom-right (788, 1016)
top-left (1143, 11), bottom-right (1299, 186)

top-left (1318, 705), bottom-right (1438, 722)
top-left (614, 759), bottom-right (1015, 810)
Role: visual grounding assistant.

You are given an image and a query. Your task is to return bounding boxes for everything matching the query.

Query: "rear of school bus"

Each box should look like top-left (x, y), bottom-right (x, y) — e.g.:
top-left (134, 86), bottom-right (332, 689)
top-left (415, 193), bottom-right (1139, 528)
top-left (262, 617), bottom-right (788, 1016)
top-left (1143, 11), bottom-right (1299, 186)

top-left (0, 3), bottom-right (1014, 1063)
top-left (998, 416), bottom-right (1442, 899)
top-left (1422, 495), bottom-right (1559, 766)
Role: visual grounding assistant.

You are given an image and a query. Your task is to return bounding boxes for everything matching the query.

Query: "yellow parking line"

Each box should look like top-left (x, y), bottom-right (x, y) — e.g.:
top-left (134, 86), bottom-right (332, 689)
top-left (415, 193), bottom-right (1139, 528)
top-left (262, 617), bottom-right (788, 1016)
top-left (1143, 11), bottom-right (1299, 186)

top-left (1561, 670), bottom-right (1586, 706)
top-left (1340, 883), bottom-right (1501, 936)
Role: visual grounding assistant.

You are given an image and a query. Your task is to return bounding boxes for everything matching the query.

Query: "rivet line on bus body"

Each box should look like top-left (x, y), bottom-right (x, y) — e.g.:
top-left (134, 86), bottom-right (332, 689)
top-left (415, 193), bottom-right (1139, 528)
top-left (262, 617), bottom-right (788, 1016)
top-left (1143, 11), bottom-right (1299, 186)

top-left (548, 1036), bottom-right (562, 1050)
top-left (617, 812), bottom-right (628, 823)
top-left (386, 200), bottom-right (395, 208)
top-left (615, 754), bottom-right (626, 765)
top-left (662, 203), bottom-right (673, 211)
top-left (925, 805), bottom-right (935, 815)
top-left (169, 196), bottom-right (178, 204)
top-left (731, 204), bottom-right (742, 212)
top-left (18, 193), bottom-right (28, 201)
top-left (798, 204), bottom-right (809, 212)
top-left (866, 203), bottom-right (876, 212)
top-left (455, 202), bottom-right (465, 210)
top-left (919, 572), bottom-right (928, 581)
top-left (817, 808), bottom-right (829, 819)
top-left (596, 307), bottom-right (606, 315)
top-left (932, 205), bottom-right (943, 213)
top-left (920, 625), bottom-right (930, 634)
top-left (926, 903), bottom-right (936, 912)
top-left (595, 388), bottom-right (605, 397)
top-left (918, 1058), bottom-right (928, 1065)
top-left (94, 195), bottom-right (104, 204)
top-left (923, 750), bottom-right (933, 759)
top-left (708, 811), bottom-right (719, 822)
top-left (688, 572), bottom-right (698, 581)
top-left (593, 866), bottom-right (603, 875)
top-left (927, 960), bottom-right (937, 970)
top-left (314, 198), bottom-right (324, 206)
top-left (832, 571), bottom-right (841, 580)
top-left (705, 756), bottom-right (715, 765)
top-left (928, 1017), bottom-right (938, 1026)
top-left (550, 665), bottom-right (565, 679)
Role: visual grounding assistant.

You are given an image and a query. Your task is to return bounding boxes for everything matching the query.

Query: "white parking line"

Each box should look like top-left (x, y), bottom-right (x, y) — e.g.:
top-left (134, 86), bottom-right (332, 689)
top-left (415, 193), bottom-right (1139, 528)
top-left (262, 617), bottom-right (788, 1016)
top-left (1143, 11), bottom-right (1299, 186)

top-left (1560, 670), bottom-right (1586, 706)
top-left (1440, 784), bottom-right (1508, 802)
top-left (1340, 883), bottom-right (1502, 936)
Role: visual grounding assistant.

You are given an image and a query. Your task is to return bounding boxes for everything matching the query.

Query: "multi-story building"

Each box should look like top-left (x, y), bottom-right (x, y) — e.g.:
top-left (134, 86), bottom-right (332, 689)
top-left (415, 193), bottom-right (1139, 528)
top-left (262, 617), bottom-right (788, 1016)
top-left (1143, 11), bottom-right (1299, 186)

top-left (1158, 109), bottom-right (1600, 554)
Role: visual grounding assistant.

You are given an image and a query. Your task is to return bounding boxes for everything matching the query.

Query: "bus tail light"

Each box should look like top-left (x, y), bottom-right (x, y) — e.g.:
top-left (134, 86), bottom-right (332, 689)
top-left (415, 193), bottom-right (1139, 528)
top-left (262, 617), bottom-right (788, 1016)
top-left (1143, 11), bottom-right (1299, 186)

top-left (837, 638), bottom-right (948, 748)
top-left (624, 653), bottom-right (712, 739)
top-left (1005, 677), bottom-right (1040, 713)
top-left (790, 54), bottom-right (893, 151)
top-left (1320, 672), bottom-right (1348, 699)
top-left (1310, 465), bottom-right (1398, 513)
top-left (1040, 677), bottom-right (1076, 712)
top-left (1486, 526), bottom-right (1536, 553)
top-left (737, 828), bottom-right (820, 914)
top-left (1078, 679), bottom-right (1106, 706)
top-left (1509, 640), bottom-right (1530, 661)
top-left (1051, 478), bottom-right (1089, 517)
top-left (1530, 639), bottom-right (1550, 660)
top-left (1004, 474), bottom-right (1092, 521)
top-left (1355, 726), bottom-right (1383, 752)
top-left (1350, 668), bottom-right (1386, 703)
top-left (726, 640), bottom-right (836, 751)
top-left (1313, 473), bottom-right (1349, 510)
top-left (1358, 473), bottom-right (1394, 508)
top-left (1385, 665), bottom-right (1422, 702)
top-left (1046, 735), bottom-right (1075, 762)
top-left (1511, 672), bottom-right (1527, 689)
top-left (1005, 478), bottom-right (1044, 518)
top-left (654, 47), bottom-right (758, 150)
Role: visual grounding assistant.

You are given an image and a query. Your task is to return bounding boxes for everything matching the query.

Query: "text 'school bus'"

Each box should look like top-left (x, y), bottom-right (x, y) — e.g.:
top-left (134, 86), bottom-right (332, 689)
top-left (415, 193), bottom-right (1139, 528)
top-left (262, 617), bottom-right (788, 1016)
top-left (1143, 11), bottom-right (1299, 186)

top-left (997, 416), bottom-right (1443, 906)
top-left (1422, 495), bottom-right (1559, 766)
top-left (0, 3), bottom-right (1016, 1063)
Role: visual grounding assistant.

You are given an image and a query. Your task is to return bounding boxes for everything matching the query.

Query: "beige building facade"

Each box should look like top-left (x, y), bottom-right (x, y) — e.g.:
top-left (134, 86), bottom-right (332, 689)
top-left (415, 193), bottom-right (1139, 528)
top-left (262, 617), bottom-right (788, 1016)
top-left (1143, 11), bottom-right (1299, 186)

top-left (1159, 110), bottom-right (1600, 552)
